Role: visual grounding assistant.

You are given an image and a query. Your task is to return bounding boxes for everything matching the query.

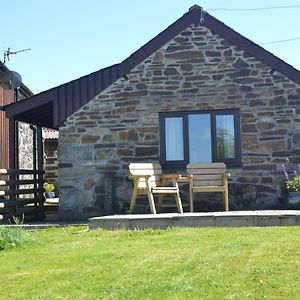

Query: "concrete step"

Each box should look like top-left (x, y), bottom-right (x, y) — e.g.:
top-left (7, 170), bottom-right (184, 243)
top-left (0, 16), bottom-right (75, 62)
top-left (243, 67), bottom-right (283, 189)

top-left (89, 210), bottom-right (300, 230)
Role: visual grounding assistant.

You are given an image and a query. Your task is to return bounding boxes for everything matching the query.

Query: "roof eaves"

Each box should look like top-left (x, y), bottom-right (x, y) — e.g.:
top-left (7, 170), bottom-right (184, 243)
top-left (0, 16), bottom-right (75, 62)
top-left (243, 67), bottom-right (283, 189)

top-left (3, 90), bottom-right (53, 117)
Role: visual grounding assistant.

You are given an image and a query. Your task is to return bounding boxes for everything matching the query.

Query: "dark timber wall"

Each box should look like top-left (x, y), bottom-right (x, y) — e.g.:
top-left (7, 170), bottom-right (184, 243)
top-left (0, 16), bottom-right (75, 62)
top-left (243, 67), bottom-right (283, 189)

top-left (0, 86), bottom-right (14, 169)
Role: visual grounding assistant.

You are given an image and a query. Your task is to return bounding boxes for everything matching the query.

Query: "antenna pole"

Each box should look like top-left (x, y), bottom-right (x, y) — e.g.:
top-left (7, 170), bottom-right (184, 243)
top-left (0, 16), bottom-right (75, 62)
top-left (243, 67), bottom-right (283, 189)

top-left (3, 47), bottom-right (31, 64)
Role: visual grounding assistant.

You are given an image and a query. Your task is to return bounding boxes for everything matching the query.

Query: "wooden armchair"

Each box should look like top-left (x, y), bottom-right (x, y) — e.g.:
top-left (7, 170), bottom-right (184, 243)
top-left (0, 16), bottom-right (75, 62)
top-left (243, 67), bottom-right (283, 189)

top-left (187, 163), bottom-right (230, 212)
top-left (128, 163), bottom-right (183, 214)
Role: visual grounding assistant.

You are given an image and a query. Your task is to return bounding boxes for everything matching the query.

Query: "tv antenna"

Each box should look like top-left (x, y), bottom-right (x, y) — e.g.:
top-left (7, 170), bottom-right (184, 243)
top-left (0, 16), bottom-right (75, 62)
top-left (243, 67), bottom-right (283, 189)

top-left (3, 47), bottom-right (31, 64)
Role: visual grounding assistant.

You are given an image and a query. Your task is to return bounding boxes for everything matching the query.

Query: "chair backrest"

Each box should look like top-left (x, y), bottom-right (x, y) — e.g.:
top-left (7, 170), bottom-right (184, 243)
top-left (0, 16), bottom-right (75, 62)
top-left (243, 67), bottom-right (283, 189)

top-left (187, 163), bottom-right (226, 187)
top-left (129, 163), bottom-right (162, 189)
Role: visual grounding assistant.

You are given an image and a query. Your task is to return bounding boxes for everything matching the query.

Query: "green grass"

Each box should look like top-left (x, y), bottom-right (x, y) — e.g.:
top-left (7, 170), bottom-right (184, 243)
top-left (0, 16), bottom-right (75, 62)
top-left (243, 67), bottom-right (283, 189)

top-left (0, 226), bottom-right (299, 299)
top-left (0, 226), bottom-right (31, 251)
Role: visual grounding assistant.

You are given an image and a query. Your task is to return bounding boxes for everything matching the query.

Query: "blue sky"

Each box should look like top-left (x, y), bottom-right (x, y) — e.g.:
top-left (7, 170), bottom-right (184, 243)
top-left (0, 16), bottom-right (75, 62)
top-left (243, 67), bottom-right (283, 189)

top-left (2, 0), bottom-right (300, 94)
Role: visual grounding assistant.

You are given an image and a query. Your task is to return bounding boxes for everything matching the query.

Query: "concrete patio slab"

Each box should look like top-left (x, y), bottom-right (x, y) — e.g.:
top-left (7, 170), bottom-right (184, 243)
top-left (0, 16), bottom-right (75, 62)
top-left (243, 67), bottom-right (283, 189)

top-left (89, 210), bottom-right (300, 230)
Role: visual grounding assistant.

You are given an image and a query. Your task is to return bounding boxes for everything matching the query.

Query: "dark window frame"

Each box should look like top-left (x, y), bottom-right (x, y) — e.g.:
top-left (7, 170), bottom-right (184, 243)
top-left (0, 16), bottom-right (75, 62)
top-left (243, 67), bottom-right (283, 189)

top-left (159, 109), bottom-right (241, 169)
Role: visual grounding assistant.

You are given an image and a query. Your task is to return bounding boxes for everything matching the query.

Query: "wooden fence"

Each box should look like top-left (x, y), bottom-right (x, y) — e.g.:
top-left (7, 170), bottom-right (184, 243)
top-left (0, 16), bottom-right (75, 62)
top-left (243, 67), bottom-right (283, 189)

top-left (0, 169), bottom-right (45, 222)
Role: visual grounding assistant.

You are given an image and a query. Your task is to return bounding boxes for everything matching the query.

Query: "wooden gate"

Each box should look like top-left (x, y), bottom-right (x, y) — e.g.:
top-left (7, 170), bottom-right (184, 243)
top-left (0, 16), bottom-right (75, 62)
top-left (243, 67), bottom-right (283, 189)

top-left (0, 169), bottom-right (45, 222)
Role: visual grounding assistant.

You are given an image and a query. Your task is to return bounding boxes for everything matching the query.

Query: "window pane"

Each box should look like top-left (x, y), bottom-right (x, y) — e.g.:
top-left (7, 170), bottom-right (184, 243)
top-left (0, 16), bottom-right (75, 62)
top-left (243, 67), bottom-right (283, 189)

top-left (188, 114), bottom-right (212, 163)
top-left (165, 117), bottom-right (184, 161)
top-left (216, 115), bottom-right (235, 159)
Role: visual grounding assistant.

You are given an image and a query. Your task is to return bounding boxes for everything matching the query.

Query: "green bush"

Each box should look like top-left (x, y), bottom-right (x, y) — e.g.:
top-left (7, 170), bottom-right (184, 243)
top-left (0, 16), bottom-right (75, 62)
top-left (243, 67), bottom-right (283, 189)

top-left (287, 174), bottom-right (300, 192)
top-left (0, 226), bottom-right (30, 251)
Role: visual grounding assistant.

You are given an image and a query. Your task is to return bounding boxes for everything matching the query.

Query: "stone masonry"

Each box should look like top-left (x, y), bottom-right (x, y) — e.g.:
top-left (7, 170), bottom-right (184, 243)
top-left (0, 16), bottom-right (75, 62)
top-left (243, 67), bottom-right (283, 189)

top-left (18, 122), bottom-right (34, 170)
top-left (58, 25), bottom-right (300, 220)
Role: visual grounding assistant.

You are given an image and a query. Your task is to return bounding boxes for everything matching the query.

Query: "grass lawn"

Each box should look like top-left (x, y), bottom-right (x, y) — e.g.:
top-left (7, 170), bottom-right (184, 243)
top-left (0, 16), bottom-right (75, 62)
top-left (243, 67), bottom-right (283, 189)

top-left (0, 226), bottom-right (299, 299)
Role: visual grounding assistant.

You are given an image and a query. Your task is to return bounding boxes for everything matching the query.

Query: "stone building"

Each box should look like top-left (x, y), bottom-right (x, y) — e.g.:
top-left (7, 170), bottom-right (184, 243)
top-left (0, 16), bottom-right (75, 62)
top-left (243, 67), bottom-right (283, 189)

top-left (2, 5), bottom-right (300, 220)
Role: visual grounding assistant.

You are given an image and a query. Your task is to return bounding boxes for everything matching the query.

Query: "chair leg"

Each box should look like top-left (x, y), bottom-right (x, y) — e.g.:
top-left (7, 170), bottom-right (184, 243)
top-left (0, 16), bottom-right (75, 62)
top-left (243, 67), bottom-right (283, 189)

top-left (128, 181), bottom-right (139, 213)
top-left (171, 179), bottom-right (183, 213)
top-left (175, 192), bottom-right (183, 213)
top-left (145, 178), bottom-right (156, 214)
top-left (189, 190), bottom-right (194, 212)
top-left (147, 191), bottom-right (157, 214)
top-left (223, 189), bottom-right (229, 212)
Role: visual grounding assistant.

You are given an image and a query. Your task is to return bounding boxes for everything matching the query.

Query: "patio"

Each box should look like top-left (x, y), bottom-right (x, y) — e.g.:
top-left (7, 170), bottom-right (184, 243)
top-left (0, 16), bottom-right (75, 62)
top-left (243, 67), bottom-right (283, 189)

top-left (89, 210), bottom-right (300, 230)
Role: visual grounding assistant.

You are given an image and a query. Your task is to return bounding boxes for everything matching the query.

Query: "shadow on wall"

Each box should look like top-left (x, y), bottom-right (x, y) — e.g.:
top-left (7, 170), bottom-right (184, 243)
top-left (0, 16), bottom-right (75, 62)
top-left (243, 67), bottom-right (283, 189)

top-left (58, 188), bottom-right (85, 220)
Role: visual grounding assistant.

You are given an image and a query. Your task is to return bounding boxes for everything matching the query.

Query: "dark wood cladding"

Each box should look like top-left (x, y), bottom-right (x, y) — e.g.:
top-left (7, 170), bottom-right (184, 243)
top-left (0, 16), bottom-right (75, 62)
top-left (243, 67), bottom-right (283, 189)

top-left (0, 86), bottom-right (14, 169)
top-left (4, 62), bottom-right (127, 128)
top-left (52, 64), bottom-right (122, 127)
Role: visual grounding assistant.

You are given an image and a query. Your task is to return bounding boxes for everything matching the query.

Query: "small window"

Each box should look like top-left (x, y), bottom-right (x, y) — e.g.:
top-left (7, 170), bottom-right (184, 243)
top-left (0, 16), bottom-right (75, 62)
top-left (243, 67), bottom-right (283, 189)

top-left (188, 114), bottom-right (212, 163)
top-left (159, 109), bottom-right (241, 168)
top-left (216, 114), bottom-right (236, 159)
top-left (165, 117), bottom-right (184, 161)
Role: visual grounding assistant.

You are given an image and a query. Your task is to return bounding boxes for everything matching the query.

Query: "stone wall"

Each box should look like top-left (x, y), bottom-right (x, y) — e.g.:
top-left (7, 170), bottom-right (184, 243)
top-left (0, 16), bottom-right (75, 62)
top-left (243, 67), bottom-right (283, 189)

top-left (18, 122), bottom-right (33, 170)
top-left (58, 25), bottom-right (300, 220)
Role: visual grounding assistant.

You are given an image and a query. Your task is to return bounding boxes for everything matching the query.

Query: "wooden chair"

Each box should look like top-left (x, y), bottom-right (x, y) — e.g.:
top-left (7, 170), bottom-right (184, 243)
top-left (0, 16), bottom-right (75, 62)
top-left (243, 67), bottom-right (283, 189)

top-left (187, 163), bottom-right (230, 212)
top-left (128, 163), bottom-right (183, 214)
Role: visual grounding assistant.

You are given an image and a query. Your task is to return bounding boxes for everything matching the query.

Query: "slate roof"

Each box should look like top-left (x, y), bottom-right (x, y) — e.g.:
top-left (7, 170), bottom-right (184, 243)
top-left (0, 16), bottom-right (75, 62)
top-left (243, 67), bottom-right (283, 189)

top-left (2, 5), bottom-right (300, 129)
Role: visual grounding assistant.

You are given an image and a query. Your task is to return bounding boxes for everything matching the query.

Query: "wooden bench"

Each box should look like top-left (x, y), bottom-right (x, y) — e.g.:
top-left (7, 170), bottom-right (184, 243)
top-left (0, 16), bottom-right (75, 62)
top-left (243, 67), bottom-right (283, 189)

top-left (128, 163), bottom-right (183, 214)
top-left (187, 163), bottom-right (230, 212)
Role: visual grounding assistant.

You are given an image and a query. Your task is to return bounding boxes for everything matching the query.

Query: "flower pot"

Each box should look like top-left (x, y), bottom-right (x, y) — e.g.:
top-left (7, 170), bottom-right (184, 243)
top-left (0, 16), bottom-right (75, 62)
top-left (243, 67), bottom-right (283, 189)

top-left (46, 192), bottom-right (56, 198)
top-left (288, 192), bottom-right (300, 204)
